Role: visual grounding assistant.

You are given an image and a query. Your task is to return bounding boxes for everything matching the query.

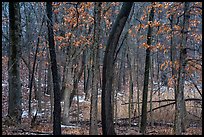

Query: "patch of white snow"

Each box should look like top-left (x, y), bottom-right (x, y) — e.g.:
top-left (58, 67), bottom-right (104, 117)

top-left (22, 111), bottom-right (29, 118)
top-left (61, 124), bottom-right (79, 128)
top-left (73, 95), bottom-right (85, 102)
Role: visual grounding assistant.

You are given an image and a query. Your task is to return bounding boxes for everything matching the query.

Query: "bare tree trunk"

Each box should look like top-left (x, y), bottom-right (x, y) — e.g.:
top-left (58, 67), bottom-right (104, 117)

top-left (114, 85), bottom-right (118, 124)
top-left (46, 45), bottom-right (54, 122)
top-left (102, 2), bottom-right (133, 135)
top-left (82, 49), bottom-right (87, 95)
top-left (76, 87), bottom-right (80, 125)
top-left (89, 2), bottom-right (102, 135)
top-left (84, 49), bottom-right (92, 100)
top-left (135, 23), bottom-right (141, 129)
top-left (62, 57), bottom-right (72, 125)
top-left (46, 2), bottom-right (61, 135)
top-left (8, 2), bottom-right (22, 125)
top-left (136, 66), bottom-right (141, 129)
top-left (37, 58), bottom-right (42, 113)
top-left (157, 50), bottom-right (161, 116)
top-left (127, 48), bottom-right (134, 127)
top-left (122, 47), bottom-right (127, 86)
top-left (169, 11), bottom-right (179, 134)
top-left (62, 83), bottom-right (71, 125)
top-left (69, 59), bottom-right (84, 107)
top-left (47, 63), bottom-right (52, 91)
top-left (149, 52), bottom-right (154, 127)
top-left (49, 64), bottom-right (54, 123)
top-left (140, 3), bottom-right (154, 134)
top-left (175, 2), bottom-right (190, 135)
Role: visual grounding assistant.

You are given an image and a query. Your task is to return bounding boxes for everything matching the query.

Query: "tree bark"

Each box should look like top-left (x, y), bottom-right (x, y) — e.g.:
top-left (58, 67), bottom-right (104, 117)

top-left (37, 58), bottom-right (42, 113)
top-left (127, 47), bottom-right (134, 127)
top-left (46, 45), bottom-right (54, 122)
top-left (102, 2), bottom-right (133, 135)
top-left (175, 2), bottom-right (190, 135)
top-left (140, 3), bottom-right (154, 134)
top-left (149, 52), bottom-right (154, 127)
top-left (8, 2), bottom-right (22, 125)
top-left (90, 2), bottom-right (102, 135)
top-left (69, 60), bottom-right (84, 107)
top-left (46, 2), bottom-right (61, 135)
top-left (62, 55), bottom-right (72, 125)
top-left (84, 47), bottom-right (92, 100)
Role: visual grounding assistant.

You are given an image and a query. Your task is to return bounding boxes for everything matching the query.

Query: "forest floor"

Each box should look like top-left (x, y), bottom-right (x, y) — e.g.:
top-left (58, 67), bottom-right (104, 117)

top-left (2, 117), bottom-right (202, 135)
top-left (2, 84), bottom-right (202, 135)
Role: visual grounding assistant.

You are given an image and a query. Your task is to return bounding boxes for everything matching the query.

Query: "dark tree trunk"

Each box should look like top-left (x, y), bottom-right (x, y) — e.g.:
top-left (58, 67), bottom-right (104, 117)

top-left (28, 14), bottom-right (44, 114)
top-left (85, 66), bottom-right (91, 100)
top-left (8, 2), bottom-right (22, 125)
top-left (90, 2), bottom-right (102, 135)
top-left (82, 49), bottom-right (87, 94)
top-left (46, 2), bottom-right (61, 135)
top-left (175, 2), bottom-right (190, 135)
top-left (140, 3), bottom-right (154, 134)
top-left (85, 47), bottom-right (92, 100)
top-left (122, 46), bottom-right (127, 86)
top-left (102, 2), bottom-right (133, 135)
top-left (127, 49), bottom-right (134, 127)
top-left (118, 45), bottom-right (126, 92)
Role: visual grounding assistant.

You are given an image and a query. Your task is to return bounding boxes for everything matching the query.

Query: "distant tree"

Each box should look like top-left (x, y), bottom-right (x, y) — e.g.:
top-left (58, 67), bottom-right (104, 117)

top-left (102, 2), bottom-right (133, 135)
top-left (174, 2), bottom-right (190, 135)
top-left (46, 2), bottom-right (61, 135)
top-left (89, 2), bottom-right (102, 135)
top-left (8, 2), bottom-right (22, 125)
top-left (140, 2), bottom-right (155, 134)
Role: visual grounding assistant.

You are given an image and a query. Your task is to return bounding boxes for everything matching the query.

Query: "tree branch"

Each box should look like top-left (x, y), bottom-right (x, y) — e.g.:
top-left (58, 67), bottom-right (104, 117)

top-left (121, 98), bottom-right (202, 105)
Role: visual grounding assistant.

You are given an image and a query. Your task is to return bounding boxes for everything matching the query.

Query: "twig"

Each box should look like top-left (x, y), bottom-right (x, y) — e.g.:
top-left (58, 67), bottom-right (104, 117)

top-left (186, 72), bottom-right (202, 97)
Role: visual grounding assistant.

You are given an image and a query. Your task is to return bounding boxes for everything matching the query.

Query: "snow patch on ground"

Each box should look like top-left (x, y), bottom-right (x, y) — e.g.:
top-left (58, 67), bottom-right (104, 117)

top-left (169, 87), bottom-right (174, 92)
top-left (37, 112), bottom-right (44, 116)
top-left (160, 86), bottom-right (168, 92)
top-left (61, 124), bottom-right (79, 128)
top-left (133, 123), bottom-right (138, 126)
top-left (22, 109), bottom-right (44, 118)
top-left (45, 93), bottom-right (50, 97)
top-left (117, 92), bottom-right (124, 96)
top-left (73, 95), bottom-right (85, 102)
top-left (79, 113), bottom-right (83, 118)
top-left (22, 111), bottom-right (29, 118)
